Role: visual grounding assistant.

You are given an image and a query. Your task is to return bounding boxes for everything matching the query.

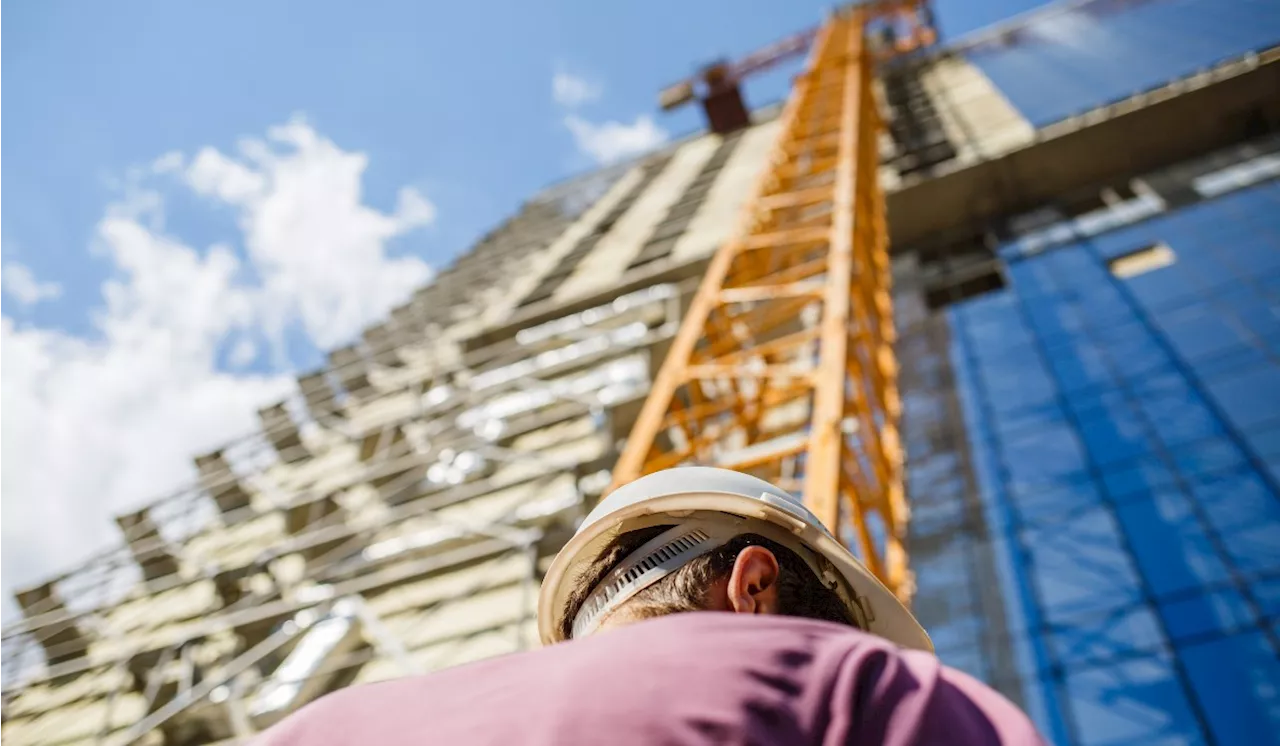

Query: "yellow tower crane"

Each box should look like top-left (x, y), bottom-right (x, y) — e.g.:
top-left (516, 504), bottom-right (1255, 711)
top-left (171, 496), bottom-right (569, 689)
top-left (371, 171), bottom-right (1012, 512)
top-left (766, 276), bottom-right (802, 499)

top-left (610, 3), bottom-right (937, 602)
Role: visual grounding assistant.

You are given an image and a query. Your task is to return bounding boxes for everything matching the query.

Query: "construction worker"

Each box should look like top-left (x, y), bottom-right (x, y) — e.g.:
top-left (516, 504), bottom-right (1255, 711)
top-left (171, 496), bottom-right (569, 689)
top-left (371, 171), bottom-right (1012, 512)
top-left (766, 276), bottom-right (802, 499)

top-left (258, 467), bottom-right (1045, 745)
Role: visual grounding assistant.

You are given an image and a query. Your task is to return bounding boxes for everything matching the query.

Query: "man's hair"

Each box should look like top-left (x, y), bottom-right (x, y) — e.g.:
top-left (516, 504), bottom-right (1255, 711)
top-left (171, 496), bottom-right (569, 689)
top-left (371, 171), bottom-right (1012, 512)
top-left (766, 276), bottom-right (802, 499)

top-left (560, 524), bottom-right (860, 640)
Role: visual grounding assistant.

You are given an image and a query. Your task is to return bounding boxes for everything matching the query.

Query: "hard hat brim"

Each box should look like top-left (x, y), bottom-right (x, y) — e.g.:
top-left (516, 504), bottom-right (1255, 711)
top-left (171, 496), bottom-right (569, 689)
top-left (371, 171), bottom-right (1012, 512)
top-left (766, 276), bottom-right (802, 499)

top-left (538, 490), bottom-right (933, 652)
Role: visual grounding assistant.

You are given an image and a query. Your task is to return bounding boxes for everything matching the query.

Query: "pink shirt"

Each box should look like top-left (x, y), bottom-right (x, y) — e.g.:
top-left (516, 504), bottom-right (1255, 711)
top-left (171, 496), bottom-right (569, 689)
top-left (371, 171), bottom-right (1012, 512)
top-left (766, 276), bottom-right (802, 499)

top-left (257, 613), bottom-right (1045, 745)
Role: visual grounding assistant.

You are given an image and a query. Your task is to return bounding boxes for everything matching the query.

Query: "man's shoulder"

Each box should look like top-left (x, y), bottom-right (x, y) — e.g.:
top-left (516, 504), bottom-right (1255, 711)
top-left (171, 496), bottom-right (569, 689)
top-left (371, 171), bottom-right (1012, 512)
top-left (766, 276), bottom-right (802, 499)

top-left (254, 614), bottom-right (898, 746)
top-left (285, 613), bottom-right (879, 706)
top-left (253, 649), bottom-right (527, 741)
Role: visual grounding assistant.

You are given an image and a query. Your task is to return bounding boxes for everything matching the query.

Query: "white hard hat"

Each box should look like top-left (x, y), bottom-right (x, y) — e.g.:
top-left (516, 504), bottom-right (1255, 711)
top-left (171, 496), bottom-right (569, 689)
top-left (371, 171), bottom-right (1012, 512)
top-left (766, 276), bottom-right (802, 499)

top-left (538, 466), bottom-right (933, 651)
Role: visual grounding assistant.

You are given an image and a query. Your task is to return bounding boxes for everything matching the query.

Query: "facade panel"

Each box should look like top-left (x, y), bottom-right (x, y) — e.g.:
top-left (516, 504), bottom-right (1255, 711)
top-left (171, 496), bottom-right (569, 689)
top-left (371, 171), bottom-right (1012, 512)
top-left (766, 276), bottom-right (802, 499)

top-left (963, 0), bottom-right (1280, 126)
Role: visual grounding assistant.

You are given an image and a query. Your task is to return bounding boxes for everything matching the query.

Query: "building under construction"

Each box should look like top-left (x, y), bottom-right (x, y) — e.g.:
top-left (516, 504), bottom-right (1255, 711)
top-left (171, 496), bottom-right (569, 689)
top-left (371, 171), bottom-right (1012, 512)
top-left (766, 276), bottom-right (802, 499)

top-left (4, 0), bottom-right (1280, 743)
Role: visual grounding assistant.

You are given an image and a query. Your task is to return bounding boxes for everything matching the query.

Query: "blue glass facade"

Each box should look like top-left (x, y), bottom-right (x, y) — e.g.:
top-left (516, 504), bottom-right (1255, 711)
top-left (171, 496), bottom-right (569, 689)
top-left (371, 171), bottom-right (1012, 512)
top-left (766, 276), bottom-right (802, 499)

top-left (962, 0), bottom-right (1280, 126)
top-left (907, 171), bottom-right (1280, 744)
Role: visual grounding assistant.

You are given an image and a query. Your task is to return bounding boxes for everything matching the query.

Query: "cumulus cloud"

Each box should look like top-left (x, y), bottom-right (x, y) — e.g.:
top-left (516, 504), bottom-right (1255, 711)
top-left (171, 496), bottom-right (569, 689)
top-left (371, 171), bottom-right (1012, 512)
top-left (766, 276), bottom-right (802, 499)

top-left (394, 186), bottom-right (437, 228)
top-left (551, 68), bottom-right (667, 165)
top-left (186, 147), bottom-right (266, 204)
top-left (3, 262), bottom-right (63, 306)
top-left (552, 69), bottom-right (602, 108)
top-left (2, 217), bottom-right (292, 591)
top-left (182, 117), bottom-right (434, 348)
top-left (228, 337), bottom-right (259, 368)
top-left (1, 118), bottom-right (437, 594)
top-left (150, 151), bottom-right (185, 174)
top-left (563, 113), bottom-right (668, 165)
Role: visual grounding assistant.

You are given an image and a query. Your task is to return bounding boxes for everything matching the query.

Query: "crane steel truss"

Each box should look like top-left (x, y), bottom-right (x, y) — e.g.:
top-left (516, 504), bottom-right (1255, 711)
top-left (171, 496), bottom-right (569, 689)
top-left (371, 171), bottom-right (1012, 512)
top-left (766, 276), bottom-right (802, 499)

top-left (610, 9), bottom-right (914, 599)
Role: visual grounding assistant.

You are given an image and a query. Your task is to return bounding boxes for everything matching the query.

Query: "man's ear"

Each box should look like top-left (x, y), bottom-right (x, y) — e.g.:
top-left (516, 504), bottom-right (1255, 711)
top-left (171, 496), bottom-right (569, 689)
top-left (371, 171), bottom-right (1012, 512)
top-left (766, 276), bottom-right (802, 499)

top-left (727, 545), bottom-right (781, 615)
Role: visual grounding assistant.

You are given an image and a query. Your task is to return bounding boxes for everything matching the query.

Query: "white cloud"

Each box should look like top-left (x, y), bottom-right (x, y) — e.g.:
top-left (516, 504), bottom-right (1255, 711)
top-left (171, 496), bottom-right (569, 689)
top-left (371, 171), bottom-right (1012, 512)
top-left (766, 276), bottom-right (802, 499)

top-left (1, 117), bottom-right (438, 594)
top-left (187, 147), bottom-right (266, 204)
top-left (563, 113), bottom-right (668, 165)
top-left (394, 186), bottom-right (437, 228)
top-left (184, 117), bottom-right (435, 349)
top-left (552, 70), bottom-right (602, 108)
top-left (3, 262), bottom-right (63, 306)
top-left (1, 218), bottom-right (292, 592)
top-left (229, 337), bottom-right (259, 367)
top-left (551, 68), bottom-right (667, 165)
top-left (151, 151), bottom-right (185, 174)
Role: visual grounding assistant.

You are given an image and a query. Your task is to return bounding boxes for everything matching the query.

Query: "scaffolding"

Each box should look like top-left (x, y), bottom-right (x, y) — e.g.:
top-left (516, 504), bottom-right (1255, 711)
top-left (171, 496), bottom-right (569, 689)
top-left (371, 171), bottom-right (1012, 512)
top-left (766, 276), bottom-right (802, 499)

top-left (0, 104), bottom-right (783, 744)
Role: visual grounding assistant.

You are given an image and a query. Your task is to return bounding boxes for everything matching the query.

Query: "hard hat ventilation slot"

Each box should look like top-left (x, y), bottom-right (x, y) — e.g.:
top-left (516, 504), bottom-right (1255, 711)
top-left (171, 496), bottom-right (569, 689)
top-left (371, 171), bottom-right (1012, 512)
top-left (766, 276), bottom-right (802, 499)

top-left (571, 524), bottom-right (724, 639)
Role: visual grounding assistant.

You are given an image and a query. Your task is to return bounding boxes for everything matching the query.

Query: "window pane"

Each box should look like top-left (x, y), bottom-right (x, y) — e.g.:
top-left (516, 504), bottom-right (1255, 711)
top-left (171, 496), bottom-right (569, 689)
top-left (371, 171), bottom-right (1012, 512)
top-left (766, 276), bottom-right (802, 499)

top-left (1179, 632), bottom-right (1280, 745)
top-left (1115, 492), bottom-right (1231, 596)
top-left (1160, 589), bottom-right (1257, 642)
top-left (1065, 656), bottom-right (1205, 746)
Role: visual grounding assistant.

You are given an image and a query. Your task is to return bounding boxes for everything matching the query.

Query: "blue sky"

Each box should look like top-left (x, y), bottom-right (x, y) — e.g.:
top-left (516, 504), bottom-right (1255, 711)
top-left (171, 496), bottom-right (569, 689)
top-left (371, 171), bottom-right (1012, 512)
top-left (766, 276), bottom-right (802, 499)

top-left (0, 0), bottom-right (1050, 599)
top-left (4, 0), bottom-right (1046, 335)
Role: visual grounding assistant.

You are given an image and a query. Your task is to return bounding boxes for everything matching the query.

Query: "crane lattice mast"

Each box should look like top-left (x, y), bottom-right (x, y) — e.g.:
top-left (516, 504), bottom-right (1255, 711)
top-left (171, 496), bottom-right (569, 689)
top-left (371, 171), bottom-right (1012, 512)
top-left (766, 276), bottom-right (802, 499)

top-left (611, 4), bottom-right (937, 601)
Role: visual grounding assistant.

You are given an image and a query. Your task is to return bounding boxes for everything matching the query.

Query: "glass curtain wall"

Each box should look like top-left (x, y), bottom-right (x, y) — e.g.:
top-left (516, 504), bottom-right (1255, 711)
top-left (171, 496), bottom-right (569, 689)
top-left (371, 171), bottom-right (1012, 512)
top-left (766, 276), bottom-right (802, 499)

top-left (960, 0), bottom-right (1280, 127)
top-left (935, 177), bottom-right (1280, 744)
